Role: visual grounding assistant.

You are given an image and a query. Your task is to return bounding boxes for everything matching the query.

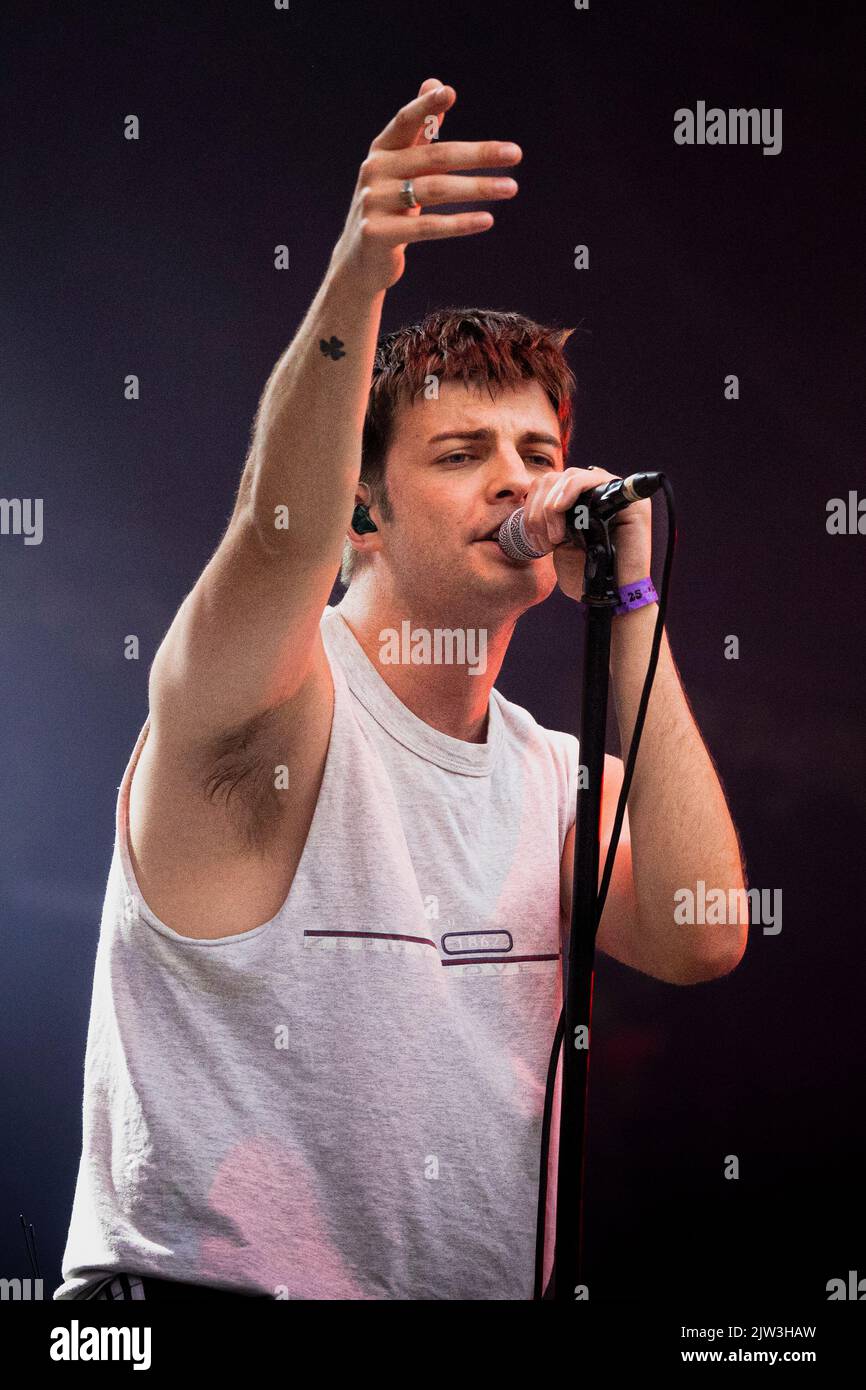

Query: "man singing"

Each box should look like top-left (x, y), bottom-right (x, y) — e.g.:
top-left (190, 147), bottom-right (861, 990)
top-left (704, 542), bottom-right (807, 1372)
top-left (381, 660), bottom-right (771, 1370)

top-left (56, 78), bottom-right (747, 1302)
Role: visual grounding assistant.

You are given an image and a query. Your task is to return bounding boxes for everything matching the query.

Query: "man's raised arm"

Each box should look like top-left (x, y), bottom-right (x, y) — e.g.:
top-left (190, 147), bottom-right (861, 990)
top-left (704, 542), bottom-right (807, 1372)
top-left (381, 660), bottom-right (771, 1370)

top-left (147, 78), bottom-right (522, 746)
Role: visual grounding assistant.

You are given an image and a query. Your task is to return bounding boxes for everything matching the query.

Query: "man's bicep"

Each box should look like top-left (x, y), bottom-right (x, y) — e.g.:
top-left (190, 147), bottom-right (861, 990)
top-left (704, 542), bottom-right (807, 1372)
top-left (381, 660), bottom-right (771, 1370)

top-left (149, 517), bottom-right (339, 745)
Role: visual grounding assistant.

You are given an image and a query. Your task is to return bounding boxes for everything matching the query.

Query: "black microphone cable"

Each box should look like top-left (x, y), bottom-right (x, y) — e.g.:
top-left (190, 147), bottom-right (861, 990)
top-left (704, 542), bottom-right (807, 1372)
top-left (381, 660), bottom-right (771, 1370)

top-left (533, 475), bottom-right (676, 1300)
top-left (19, 1211), bottom-right (42, 1281)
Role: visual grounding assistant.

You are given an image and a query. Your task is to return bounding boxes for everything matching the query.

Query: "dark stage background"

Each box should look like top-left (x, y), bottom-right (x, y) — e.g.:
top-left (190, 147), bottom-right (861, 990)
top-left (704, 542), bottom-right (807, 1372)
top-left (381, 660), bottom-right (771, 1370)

top-left (2, 0), bottom-right (863, 1304)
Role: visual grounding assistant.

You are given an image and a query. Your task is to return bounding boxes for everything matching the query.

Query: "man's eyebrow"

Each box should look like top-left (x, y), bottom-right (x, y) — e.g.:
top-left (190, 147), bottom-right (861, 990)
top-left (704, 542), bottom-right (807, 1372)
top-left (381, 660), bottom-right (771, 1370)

top-left (427, 429), bottom-right (562, 448)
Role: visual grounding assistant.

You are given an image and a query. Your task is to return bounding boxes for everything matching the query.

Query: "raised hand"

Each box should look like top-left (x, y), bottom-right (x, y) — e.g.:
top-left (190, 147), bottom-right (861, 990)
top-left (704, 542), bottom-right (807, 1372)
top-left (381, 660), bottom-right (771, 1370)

top-left (328, 78), bottom-right (522, 295)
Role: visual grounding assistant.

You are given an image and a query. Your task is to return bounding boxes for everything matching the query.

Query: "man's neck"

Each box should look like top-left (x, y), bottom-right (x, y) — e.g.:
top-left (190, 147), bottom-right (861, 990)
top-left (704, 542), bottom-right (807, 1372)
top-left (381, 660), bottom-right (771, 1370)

top-left (336, 585), bottom-right (517, 743)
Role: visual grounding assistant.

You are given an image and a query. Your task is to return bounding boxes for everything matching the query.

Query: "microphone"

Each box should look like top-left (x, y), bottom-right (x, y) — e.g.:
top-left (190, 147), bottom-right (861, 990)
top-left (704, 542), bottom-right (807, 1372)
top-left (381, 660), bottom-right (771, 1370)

top-left (496, 472), bottom-right (663, 561)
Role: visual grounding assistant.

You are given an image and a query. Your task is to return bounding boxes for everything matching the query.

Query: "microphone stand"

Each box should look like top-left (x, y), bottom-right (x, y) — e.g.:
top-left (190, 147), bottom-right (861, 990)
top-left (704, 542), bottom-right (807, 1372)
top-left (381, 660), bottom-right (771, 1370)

top-left (549, 514), bottom-right (620, 1301)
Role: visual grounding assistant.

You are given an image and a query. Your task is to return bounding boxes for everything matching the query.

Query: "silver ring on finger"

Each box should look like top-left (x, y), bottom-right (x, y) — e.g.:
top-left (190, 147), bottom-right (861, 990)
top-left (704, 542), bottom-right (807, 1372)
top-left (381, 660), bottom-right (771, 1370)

top-left (399, 178), bottom-right (419, 209)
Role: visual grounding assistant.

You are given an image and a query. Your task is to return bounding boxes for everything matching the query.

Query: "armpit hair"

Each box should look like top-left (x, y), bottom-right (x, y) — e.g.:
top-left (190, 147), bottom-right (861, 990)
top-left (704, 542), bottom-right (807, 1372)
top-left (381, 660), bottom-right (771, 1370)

top-left (201, 709), bottom-right (286, 857)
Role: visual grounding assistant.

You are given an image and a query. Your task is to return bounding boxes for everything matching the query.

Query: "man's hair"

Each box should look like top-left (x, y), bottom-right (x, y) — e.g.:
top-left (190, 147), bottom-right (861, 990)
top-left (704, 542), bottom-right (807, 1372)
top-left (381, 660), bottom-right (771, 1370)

top-left (339, 306), bottom-right (579, 586)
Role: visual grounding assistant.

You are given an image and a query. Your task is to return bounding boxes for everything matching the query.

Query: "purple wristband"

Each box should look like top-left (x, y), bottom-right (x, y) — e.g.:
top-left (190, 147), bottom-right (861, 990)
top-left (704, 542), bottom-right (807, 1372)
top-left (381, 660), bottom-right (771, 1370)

top-left (614, 577), bottom-right (658, 616)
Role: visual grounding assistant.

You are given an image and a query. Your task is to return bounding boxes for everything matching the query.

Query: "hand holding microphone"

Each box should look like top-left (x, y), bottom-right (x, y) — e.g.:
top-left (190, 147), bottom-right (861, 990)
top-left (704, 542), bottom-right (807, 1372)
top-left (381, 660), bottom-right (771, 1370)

top-left (497, 466), bottom-right (660, 602)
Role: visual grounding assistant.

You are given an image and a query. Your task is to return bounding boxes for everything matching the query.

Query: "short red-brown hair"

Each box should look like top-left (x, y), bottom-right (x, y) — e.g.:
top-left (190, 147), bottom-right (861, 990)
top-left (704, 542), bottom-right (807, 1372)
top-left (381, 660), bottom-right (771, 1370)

top-left (340, 306), bottom-right (579, 585)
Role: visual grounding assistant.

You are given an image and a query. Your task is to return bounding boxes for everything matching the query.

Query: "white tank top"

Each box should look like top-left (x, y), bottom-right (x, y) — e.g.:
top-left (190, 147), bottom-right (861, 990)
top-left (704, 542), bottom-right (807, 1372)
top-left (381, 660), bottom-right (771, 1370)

top-left (55, 602), bottom-right (578, 1300)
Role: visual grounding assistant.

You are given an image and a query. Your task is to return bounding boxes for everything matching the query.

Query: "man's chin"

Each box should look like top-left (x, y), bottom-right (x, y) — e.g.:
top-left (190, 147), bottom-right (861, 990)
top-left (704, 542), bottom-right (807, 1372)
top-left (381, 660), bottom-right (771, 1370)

top-left (468, 542), bottom-right (557, 597)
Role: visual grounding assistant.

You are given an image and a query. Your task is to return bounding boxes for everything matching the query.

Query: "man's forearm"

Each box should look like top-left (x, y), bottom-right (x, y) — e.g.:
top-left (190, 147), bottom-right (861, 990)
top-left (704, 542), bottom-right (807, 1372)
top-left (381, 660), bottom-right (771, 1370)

top-left (235, 265), bottom-right (386, 551)
top-left (610, 604), bottom-right (748, 976)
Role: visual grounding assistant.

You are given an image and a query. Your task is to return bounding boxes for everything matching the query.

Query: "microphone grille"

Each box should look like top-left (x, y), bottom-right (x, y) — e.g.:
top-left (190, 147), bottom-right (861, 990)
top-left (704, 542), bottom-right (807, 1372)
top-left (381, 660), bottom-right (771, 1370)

top-left (497, 509), bottom-right (547, 561)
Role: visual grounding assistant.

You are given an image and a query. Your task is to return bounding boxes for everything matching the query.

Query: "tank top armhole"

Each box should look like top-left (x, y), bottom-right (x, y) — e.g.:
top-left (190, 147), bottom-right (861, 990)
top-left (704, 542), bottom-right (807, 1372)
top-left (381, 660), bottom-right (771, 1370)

top-left (559, 731), bottom-right (581, 858)
top-left (113, 625), bottom-right (351, 944)
top-left (115, 715), bottom-right (152, 911)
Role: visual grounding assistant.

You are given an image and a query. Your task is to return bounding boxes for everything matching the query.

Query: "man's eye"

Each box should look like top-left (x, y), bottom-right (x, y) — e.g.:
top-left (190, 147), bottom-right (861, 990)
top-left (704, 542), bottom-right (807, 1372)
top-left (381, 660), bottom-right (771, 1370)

top-left (440, 452), bottom-right (556, 466)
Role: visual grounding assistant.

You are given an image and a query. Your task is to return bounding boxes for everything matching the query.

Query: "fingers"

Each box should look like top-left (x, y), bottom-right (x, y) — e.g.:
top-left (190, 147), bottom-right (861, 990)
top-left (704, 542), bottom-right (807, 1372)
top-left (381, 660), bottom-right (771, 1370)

top-left (524, 470), bottom-right (595, 552)
top-left (359, 80), bottom-right (523, 250)
top-left (520, 476), bottom-right (561, 554)
top-left (380, 139), bottom-right (523, 179)
top-left (529, 468), bottom-right (621, 550)
top-left (362, 173), bottom-right (518, 215)
top-left (368, 211), bottom-right (496, 244)
top-left (409, 78), bottom-right (455, 149)
top-left (549, 468), bottom-right (618, 512)
top-left (370, 83), bottom-right (455, 153)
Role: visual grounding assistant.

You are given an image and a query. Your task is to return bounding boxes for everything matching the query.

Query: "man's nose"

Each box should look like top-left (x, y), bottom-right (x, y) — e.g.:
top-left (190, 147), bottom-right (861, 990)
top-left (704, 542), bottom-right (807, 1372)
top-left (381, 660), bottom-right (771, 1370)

top-left (486, 450), bottom-right (534, 498)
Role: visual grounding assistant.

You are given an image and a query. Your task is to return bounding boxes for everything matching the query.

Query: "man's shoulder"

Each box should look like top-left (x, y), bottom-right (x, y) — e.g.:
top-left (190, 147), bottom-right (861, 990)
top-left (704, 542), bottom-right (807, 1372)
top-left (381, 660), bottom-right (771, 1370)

top-left (492, 687), bottom-right (579, 764)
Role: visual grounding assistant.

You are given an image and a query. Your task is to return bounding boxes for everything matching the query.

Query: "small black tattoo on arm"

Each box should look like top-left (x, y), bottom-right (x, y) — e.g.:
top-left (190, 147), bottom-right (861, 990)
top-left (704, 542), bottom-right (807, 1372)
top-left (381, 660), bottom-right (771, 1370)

top-left (319, 335), bottom-right (346, 360)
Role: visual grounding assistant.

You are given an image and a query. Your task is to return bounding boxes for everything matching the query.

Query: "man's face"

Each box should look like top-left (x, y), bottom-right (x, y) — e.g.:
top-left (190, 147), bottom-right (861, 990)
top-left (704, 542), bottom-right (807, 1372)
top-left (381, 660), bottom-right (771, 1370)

top-left (374, 378), bottom-right (565, 617)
